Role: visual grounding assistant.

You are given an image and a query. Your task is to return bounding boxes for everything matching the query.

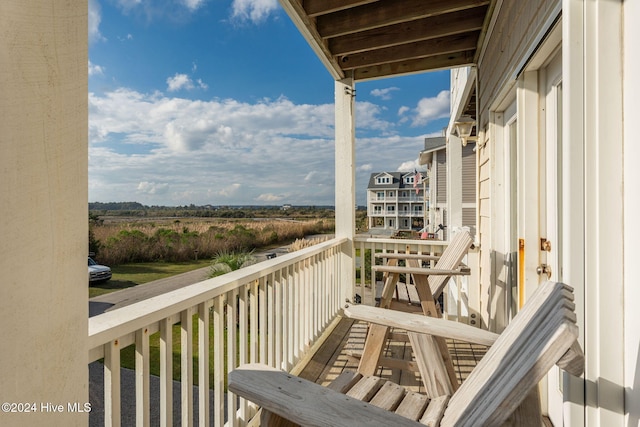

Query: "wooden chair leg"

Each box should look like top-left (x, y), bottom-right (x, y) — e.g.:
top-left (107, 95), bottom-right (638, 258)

top-left (358, 324), bottom-right (390, 376)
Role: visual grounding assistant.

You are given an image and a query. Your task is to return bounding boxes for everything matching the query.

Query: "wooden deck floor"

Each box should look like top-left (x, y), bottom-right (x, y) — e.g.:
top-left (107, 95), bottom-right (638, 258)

top-left (297, 316), bottom-right (489, 393)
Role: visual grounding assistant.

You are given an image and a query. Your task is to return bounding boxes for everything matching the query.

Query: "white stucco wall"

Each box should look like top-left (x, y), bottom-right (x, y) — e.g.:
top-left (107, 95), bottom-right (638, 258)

top-left (0, 2), bottom-right (88, 426)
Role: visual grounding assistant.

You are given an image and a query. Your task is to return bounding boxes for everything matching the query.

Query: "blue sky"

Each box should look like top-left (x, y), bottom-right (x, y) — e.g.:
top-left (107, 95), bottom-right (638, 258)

top-left (88, 0), bottom-right (451, 206)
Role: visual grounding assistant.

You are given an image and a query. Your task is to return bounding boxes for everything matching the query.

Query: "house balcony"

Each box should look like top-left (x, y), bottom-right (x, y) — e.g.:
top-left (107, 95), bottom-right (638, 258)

top-left (88, 236), bottom-right (478, 426)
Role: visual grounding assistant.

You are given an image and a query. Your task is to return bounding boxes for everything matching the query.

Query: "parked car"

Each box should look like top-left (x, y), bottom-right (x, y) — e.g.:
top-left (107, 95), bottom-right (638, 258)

top-left (88, 257), bottom-right (111, 284)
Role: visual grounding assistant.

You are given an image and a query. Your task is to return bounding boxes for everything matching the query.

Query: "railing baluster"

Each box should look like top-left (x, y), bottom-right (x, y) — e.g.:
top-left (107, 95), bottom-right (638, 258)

top-left (267, 272), bottom-right (275, 367)
top-left (159, 318), bottom-right (173, 427)
top-left (198, 301), bottom-right (211, 427)
top-left (135, 327), bottom-right (150, 427)
top-left (238, 284), bottom-right (248, 422)
top-left (104, 340), bottom-right (121, 427)
top-left (212, 296), bottom-right (224, 426)
top-left (259, 277), bottom-right (267, 364)
top-left (250, 280), bottom-right (258, 363)
top-left (226, 289), bottom-right (238, 426)
top-left (180, 307), bottom-right (194, 427)
top-left (291, 264), bottom-right (297, 364)
top-left (274, 271), bottom-right (283, 370)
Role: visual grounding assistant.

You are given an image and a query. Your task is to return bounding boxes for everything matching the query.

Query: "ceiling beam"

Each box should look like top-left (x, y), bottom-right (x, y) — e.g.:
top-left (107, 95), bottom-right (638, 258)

top-left (316, 0), bottom-right (490, 38)
top-left (303, 0), bottom-right (378, 18)
top-left (339, 32), bottom-right (480, 70)
top-left (353, 50), bottom-right (475, 81)
top-left (329, 8), bottom-right (487, 55)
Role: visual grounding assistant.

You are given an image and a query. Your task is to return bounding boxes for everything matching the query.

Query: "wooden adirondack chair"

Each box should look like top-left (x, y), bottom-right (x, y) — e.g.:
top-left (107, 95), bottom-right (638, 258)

top-left (229, 281), bottom-right (584, 427)
top-left (360, 230), bottom-right (474, 396)
top-left (374, 230), bottom-right (474, 312)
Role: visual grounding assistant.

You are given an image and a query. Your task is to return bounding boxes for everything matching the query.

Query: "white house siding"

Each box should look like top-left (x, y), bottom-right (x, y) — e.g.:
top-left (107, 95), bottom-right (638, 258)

top-left (0, 2), bottom-right (88, 426)
top-left (477, 133), bottom-right (492, 330)
top-left (477, 0), bottom-right (560, 131)
top-left (624, 0), bottom-right (640, 423)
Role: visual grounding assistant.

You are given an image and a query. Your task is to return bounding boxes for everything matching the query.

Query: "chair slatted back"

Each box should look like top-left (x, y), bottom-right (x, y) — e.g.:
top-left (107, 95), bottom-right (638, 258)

top-left (429, 230), bottom-right (473, 298)
top-left (441, 281), bottom-right (579, 427)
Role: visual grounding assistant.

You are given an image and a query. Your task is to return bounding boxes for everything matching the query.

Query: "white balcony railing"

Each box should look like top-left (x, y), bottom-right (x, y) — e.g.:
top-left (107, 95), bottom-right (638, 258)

top-left (87, 235), bottom-right (476, 426)
top-left (88, 237), bottom-right (347, 426)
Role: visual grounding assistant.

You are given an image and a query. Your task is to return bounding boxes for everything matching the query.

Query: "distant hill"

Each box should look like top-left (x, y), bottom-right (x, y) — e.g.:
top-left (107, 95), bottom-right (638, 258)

top-left (89, 202), bottom-right (146, 211)
top-left (88, 202), bottom-right (337, 219)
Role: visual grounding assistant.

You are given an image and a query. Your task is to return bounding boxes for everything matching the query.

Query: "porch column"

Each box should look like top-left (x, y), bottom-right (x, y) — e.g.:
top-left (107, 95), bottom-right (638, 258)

top-left (564, 0), bottom-right (626, 425)
top-left (623, 0), bottom-right (640, 424)
top-left (335, 78), bottom-right (356, 304)
top-left (0, 2), bottom-right (88, 426)
top-left (447, 135), bottom-right (463, 235)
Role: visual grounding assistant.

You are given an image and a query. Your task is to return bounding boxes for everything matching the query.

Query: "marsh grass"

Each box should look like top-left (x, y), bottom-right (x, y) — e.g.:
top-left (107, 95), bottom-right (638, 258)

top-left (91, 218), bottom-right (333, 266)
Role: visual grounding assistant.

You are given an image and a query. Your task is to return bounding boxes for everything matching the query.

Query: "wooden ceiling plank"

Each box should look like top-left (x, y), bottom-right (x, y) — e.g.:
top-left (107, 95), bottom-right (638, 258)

top-left (353, 50), bottom-right (476, 81)
top-left (303, 0), bottom-right (379, 18)
top-left (339, 32), bottom-right (480, 70)
top-left (329, 7), bottom-right (487, 56)
top-left (316, 0), bottom-right (490, 38)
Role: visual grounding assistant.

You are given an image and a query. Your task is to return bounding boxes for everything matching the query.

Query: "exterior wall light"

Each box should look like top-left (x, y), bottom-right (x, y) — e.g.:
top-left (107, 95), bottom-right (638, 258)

top-left (454, 116), bottom-right (477, 146)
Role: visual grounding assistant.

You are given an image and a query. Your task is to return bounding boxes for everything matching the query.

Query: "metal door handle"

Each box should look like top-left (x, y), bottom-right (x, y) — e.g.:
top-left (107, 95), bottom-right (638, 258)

top-left (536, 263), bottom-right (552, 279)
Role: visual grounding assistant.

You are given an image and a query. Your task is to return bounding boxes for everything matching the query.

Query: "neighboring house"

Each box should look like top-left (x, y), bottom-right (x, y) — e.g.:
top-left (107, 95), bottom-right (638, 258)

top-left (366, 171), bottom-right (425, 232)
top-left (418, 136), bottom-right (477, 240)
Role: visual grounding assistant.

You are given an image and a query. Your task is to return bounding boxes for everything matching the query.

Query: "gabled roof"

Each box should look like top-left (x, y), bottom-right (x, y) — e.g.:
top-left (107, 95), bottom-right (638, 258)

top-left (419, 136), bottom-right (446, 165)
top-left (367, 171), bottom-right (423, 190)
top-left (279, 0), bottom-right (496, 81)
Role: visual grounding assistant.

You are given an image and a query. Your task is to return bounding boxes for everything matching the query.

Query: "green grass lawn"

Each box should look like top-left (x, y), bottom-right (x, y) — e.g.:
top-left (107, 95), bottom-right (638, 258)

top-left (89, 259), bottom-right (212, 298)
top-left (119, 315), bottom-right (237, 387)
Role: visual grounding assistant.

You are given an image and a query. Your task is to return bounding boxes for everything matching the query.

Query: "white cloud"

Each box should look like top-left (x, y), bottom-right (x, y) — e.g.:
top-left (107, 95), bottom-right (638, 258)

top-left (370, 87), bottom-right (399, 101)
top-left (412, 90), bottom-right (450, 126)
top-left (182, 0), bottom-right (206, 11)
top-left (88, 87), bottom-right (427, 206)
top-left (398, 106), bottom-right (410, 116)
top-left (218, 183), bottom-right (241, 197)
top-left (166, 73), bottom-right (208, 92)
top-left (167, 73), bottom-right (195, 92)
top-left (256, 193), bottom-right (285, 202)
top-left (137, 181), bottom-right (170, 195)
top-left (231, 0), bottom-right (279, 24)
top-left (397, 159), bottom-right (422, 172)
top-left (89, 0), bottom-right (106, 44)
top-left (88, 61), bottom-right (105, 76)
top-left (89, 89), bottom-right (339, 205)
top-left (114, 0), bottom-right (204, 22)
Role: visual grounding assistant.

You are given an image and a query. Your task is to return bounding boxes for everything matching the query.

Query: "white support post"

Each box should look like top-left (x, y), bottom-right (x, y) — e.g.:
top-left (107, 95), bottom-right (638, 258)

top-left (562, 1), bottom-right (586, 424)
top-left (569, 0), bottom-right (625, 425)
top-left (623, 0), bottom-right (640, 424)
top-left (335, 78), bottom-right (356, 305)
top-left (0, 3), bottom-right (88, 426)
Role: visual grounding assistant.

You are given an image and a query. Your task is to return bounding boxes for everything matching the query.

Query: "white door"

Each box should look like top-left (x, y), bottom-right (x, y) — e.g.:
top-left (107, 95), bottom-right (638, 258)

top-left (541, 50), bottom-right (565, 425)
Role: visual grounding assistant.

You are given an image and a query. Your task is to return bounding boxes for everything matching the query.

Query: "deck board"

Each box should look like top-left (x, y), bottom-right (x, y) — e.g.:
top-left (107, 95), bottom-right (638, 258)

top-left (300, 316), bottom-right (488, 394)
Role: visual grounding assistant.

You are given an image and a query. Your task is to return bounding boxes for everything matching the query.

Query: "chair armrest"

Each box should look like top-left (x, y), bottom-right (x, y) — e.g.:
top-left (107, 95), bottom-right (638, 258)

top-left (228, 364), bottom-right (423, 427)
top-left (372, 265), bottom-right (471, 276)
top-left (375, 253), bottom-right (442, 261)
top-left (557, 341), bottom-right (585, 377)
top-left (343, 305), bottom-right (499, 347)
